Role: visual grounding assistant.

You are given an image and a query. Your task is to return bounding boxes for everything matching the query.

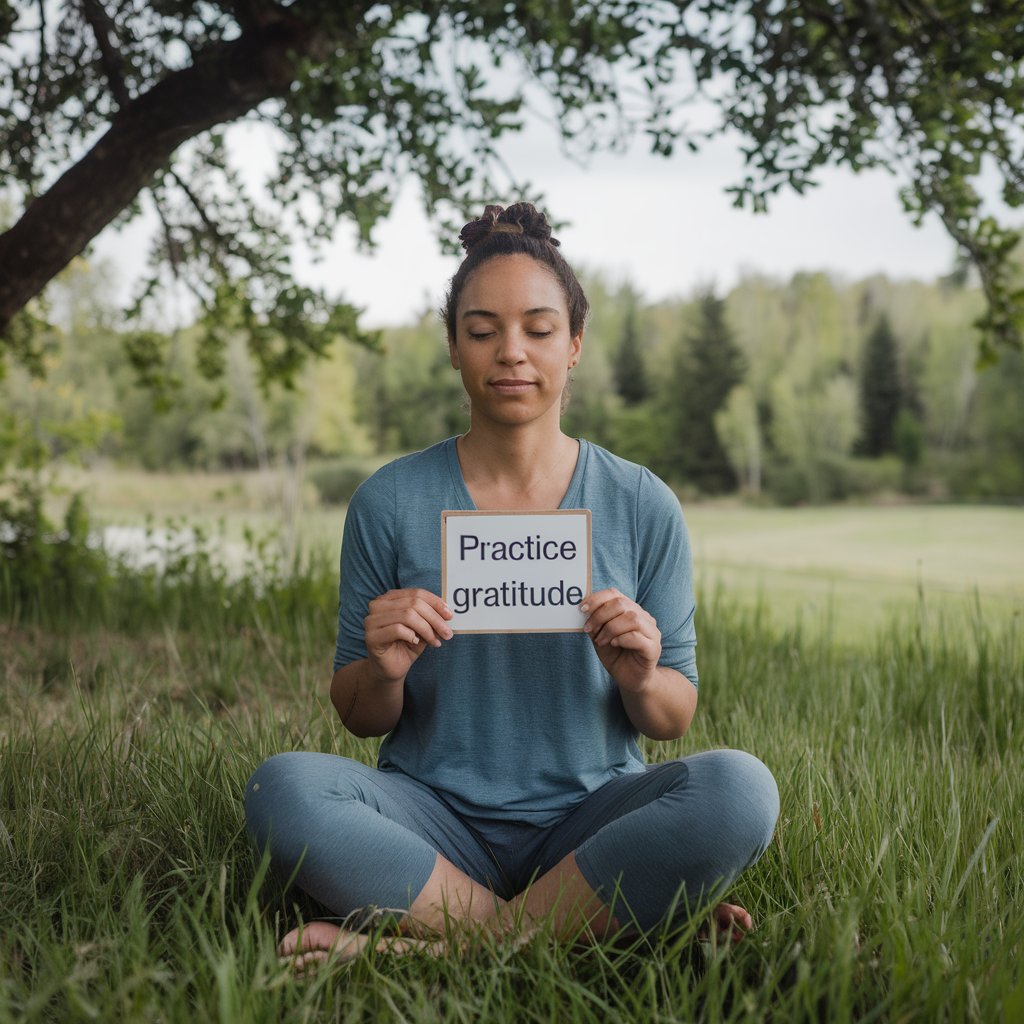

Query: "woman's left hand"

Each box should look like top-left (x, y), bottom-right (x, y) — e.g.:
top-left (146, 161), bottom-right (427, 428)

top-left (580, 588), bottom-right (661, 693)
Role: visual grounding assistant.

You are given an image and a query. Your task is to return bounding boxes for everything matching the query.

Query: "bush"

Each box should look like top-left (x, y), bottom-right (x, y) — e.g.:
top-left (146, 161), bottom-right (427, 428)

top-left (0, 480), bottom-right (111, 617)
top-left (307, 456), bottom-right (386, 506)
top-left (832, 455), bottom-right (904, 497)
top-left (764, 455), bottom-right (905, 504)
top-left (764, 461), bottom-right (810, 505)
top-left (1, 481), bottom-right (339, 634)
top-left (606, 405), bottom-right (667, 470)
top-left (936, 450), bottom-right (1024, 500)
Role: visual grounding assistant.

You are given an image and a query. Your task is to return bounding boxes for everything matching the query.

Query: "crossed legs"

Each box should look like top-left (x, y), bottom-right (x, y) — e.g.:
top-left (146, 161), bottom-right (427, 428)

top-left (246, 751), bottom-right (778, 968)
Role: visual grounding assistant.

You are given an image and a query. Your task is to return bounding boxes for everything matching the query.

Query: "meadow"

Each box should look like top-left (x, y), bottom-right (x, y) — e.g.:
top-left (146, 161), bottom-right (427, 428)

top-left (2, 470), bottom-right (1022, 1022)
top-left (71, 463), bottom-right (1024, 641)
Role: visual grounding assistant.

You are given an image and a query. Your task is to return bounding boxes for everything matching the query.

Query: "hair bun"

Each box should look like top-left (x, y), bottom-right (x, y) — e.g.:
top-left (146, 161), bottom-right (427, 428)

top-left (458, 202), bottom-right (560, 253)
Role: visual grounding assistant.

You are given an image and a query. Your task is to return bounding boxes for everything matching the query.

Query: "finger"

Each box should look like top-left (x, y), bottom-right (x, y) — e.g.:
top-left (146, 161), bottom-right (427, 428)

top-left (582, 593), bottom-right (650, 631)
top-left (592, 608), bottom-right (657, 648)
top-left (412, 602), bottom-right (456, 640)
top-left (367, 622), bottom-right (428, 650)
top-left (578, 588), bottom-right (624, 616)
top-left (603, 628), bottom-right (659, 654)
top-left (411, 589), bottom-right (455, 620)
top-left (396, 596), bottom-right (456, 638)
top-left (369, 615), bottom-right (441, 650)
top-left (370, 592), bottom-right (453, 632)
top-left (592, 611), bottom-right (646, 647)
top-left (378, 589), bottom-right (453, 619)
top-left (582, 596), bottom-right (636, 636)
top-left (369, 605), bottom-right (454, 647)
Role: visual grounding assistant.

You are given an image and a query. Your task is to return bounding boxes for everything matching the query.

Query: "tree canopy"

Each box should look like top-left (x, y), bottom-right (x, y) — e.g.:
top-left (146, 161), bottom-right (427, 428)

top-left (1, 0), bottom-right (1022, 382)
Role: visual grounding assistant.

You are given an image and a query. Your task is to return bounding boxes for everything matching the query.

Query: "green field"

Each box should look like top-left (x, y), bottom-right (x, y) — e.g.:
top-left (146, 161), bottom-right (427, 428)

top-left (685, 503), bottom-right (1024, 641)
top-left (71, 465), bottom-right (1024, 641)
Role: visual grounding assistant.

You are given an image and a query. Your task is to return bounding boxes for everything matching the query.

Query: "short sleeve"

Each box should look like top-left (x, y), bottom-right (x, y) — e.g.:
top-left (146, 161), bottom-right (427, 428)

top-left (333, 466), bottom-right (399, 671)
top-left (635, 468), bottom-right (698, 687)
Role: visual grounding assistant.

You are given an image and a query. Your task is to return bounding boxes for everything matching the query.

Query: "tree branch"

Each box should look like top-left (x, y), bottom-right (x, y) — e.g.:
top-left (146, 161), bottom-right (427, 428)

top-left (147, 184), bottom-right (183, 279)
top-left (28, 0), bottom-right (47, 142)
top-left (79, 0), bottom-right (131, 110)
top-left (0, 23), bottom-right (320, 336)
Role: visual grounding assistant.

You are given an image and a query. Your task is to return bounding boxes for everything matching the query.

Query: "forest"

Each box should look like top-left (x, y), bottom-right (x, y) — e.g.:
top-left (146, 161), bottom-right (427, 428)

top-left (3, 251), bottom-right (1022, 509)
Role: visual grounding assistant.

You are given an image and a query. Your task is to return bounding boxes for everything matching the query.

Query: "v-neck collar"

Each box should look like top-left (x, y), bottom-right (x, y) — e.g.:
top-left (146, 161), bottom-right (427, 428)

top-left (444, 436), bottom-right (588, 511)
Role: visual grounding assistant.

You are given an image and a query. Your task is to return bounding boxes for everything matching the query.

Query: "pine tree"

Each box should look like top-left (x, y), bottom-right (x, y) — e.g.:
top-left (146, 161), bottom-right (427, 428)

top-left (858, 314), bottom-right (903, 456)
top-left (613, 298), bottom-right (650, 406)
top-left (659, 289), bottom-right (745, 492)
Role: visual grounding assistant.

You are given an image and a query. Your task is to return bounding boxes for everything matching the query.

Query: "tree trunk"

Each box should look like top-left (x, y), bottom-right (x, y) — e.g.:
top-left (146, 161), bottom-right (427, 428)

top-left (0, 26), bottom-right (316, 336)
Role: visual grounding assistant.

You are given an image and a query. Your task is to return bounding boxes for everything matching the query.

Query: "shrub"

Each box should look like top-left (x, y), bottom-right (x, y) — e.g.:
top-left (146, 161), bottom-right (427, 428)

top-left (764, 455), bottom-right (904, 504)
top-left (0, 480), bottom-right (110, 617)
top-left (832, 455), bottom-right (904, 497)
top-left (308, 456), bottom-right (386, 506)
top-left (937, 450), bottom-right (1024, 501)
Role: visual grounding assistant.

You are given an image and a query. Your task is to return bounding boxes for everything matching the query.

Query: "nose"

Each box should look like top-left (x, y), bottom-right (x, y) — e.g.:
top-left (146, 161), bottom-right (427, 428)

top-left (496, 328), bottom-right (527, 365)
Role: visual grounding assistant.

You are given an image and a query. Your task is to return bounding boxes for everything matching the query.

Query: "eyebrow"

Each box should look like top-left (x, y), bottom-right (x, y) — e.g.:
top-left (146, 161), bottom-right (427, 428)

top-left (461, 307), bottom-right (561, 319)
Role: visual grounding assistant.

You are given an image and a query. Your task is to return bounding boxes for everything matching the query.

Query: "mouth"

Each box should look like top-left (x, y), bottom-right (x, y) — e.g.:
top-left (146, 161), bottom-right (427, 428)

top-left (490, 379), bottom-right (536, 394)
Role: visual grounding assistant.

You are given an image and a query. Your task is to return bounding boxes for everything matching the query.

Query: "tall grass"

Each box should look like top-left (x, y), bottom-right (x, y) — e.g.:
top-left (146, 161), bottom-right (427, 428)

top-left (1, 546), bottom-right (1021, 1022)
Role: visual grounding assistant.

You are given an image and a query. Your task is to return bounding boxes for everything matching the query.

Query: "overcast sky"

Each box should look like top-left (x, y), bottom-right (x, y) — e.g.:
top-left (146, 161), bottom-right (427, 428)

top-left (94, 108), bottom-right (975, 329)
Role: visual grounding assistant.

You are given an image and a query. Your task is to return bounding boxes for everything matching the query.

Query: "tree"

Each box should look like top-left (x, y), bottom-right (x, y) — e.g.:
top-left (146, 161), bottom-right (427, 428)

top-left (658, 289), bottom-right (745, 492)
top-left (2, 1), bottom-right (1022, 383)
top-left (770, 372), bottom-right (859, 503)
top-left (352, 315), bottom-right (467, 452)
top-left (714, 385), bottom-right (762, 494)
top-left (559, 272), bottom-right (620, 449)
top-left (857, 313), bottom-right (903, 456)
top-left (951, 347), bottom-right (1024, 497)
top-left (612, 294), bottom-right (650, 406)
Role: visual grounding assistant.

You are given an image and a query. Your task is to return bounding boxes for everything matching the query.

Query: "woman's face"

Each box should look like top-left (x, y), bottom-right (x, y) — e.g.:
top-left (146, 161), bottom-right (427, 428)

top-left (449, 254), bottom-right (582, 430)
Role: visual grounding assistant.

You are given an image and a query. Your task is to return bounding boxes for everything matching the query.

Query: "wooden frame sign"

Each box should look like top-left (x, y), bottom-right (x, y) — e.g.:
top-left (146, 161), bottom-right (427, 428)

top-left (441, 510), bottom-right (592, 634)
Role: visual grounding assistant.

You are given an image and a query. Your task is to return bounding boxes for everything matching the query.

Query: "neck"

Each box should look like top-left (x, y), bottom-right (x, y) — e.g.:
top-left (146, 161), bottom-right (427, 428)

top-left (457, 415), bottom-right (578, 509)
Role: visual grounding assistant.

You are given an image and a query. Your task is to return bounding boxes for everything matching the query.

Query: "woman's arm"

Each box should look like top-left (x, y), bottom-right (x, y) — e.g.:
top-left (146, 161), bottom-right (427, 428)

top-left (332, 588), bottom-right (454, 738)
top-left (615, 665), bottom-right (698, 741)
top-left (581, 588), bottom-right (697, 741)
top-left (330, 659), bottom-right (406, 738)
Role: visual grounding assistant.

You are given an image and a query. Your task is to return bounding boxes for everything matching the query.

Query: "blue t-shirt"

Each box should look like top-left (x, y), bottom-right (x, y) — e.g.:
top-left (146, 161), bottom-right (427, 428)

top-left (333, 437), bottom-right (697, 824)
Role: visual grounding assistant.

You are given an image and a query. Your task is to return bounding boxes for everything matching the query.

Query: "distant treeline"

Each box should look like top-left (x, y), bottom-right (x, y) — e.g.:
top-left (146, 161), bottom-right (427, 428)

top-left (4, 261), bottom-right (1023, 504)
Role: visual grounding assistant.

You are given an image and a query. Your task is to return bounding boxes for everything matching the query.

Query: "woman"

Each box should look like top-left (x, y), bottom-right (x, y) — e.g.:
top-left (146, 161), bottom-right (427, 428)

top-left (245, 203), bottom-right (779, 969)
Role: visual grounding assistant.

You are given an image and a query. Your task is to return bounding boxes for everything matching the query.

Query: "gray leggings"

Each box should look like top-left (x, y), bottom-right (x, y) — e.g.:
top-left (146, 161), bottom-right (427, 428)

top-left (244, 749), bottom-right (779, 932)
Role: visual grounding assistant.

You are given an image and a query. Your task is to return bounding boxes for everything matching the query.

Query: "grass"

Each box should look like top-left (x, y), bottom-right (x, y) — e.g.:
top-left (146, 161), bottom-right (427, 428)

top-left (2, 533), bottom-right (1022, 1022)
top-left (5, 472), bottom-right (1022, 1020)
top-left (62, 463), bottom-right (1024, 642)
top-left (684, 503), bottom-right (1024, 641)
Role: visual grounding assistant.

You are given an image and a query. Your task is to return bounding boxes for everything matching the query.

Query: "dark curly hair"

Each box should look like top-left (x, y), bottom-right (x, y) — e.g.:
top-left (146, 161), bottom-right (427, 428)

top-left (441, 203), bottom-right (590, 341)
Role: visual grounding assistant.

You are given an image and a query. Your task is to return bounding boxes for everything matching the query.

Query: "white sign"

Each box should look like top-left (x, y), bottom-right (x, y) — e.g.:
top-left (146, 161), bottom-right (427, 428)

top-left (441, 510), bottom-right (592, 633)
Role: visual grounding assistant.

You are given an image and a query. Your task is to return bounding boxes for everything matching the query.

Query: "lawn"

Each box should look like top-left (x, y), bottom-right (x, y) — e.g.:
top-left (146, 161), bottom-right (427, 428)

top-left (685, 503), bottom-right (1024, 641)
top-left (71, 464), bottom-right (1024, 641)
top-left (3, 468), bottom-right (1019, 1021)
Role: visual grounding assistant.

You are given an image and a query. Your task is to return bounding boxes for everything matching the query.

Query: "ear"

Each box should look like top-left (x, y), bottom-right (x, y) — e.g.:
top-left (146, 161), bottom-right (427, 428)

top-left (568, 328), bottom-right (583, 368)
top-left (449, 336), bottom-right (460, 369)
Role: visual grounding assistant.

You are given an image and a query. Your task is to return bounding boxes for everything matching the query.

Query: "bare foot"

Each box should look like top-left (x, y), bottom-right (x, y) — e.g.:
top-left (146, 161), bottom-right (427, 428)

top-left (277, 920), bottom-right (445, 975)
top-left (278, 921), bottom-right (368, 975)
top-left (707, 902), bottom-right (753, 944)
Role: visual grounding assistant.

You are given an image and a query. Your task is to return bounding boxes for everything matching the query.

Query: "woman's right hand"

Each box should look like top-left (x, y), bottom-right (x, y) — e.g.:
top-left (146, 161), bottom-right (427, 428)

top-left (364, 589), bottom-right (454, 684)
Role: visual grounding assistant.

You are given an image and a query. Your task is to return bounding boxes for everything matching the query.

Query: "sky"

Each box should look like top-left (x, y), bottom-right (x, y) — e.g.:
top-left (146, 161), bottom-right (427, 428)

top-left (93, 104), bottom-right (967, 330)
